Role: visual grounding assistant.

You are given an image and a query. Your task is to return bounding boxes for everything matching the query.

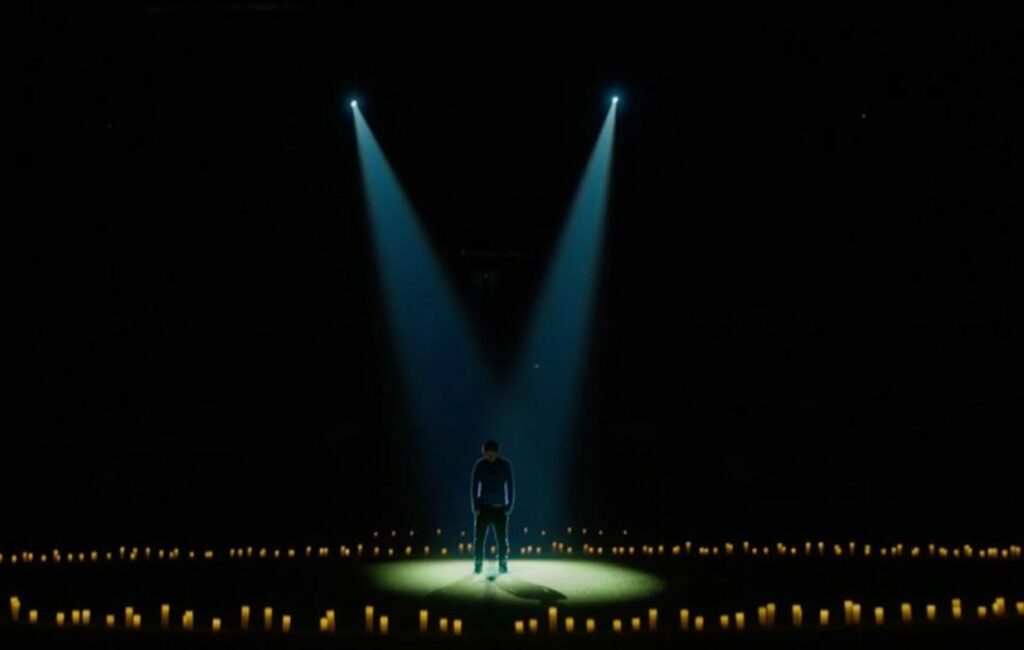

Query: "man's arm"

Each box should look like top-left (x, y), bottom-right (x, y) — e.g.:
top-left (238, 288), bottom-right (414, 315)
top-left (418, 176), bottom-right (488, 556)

top-left (505, 460), bottom-right (515, 514)
top-left (470, 461), bottom-right (481, 513)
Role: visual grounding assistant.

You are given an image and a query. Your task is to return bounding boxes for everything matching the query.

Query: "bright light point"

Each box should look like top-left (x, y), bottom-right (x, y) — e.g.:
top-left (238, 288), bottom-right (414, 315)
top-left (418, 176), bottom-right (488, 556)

top-left (350, 100), bottom-right (358, 109)
top-left (612, 96), bottom-right (619, 104)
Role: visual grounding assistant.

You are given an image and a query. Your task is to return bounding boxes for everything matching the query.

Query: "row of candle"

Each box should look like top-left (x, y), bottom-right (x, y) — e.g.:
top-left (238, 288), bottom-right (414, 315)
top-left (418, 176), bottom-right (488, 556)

top-left (10, 596), bottom-right (1023, 637)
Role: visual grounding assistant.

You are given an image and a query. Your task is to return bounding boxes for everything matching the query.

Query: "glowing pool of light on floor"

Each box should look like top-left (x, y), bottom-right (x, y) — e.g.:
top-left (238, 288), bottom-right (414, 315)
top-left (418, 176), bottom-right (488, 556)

top-left (365, 559), bottom-right (665, 606)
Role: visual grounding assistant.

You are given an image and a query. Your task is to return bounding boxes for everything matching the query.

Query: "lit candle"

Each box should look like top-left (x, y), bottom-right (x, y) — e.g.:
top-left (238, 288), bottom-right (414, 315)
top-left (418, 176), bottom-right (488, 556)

top-left (514, 620), bottom-right (525, 635)
top-left (766, 603), bottom-right (777, 627)
top-left (719, 614), bottom-right (730, 630)
top-left (106, 614), bottom-right (116, 627)
top-left (649, 608), bottom-right (658, 631)
top-left (72, 610), bottom-right (81, 626)
top-left (694, 616), bottom-right (704, 632)
top-left (549, 606), bottom-right (558, 633)
top-left (735, 612), bottom-right (746, 630)
top-left (1016, 602), bottom-right (1024, 616)
top-left (875, 607), bottom-right (885, 625)
top-left (364, 605), bottom-right (374, 634)
top-left (927, 604), bottom-right (936, 621)
top-left (264, 607), bottom-right (273, 632)
top-left (161, 604), bottom-right (171, 629)
top-left (820, 609), bottom-right (830, 626)
top-left (631, 616), bottom-right (641, 632)
top-left (10, 597), bottom-right (20, 623)
top-left (419, 609), bottom-right (429, 633)
top-left (612, 619), bottom-right (622, 633)
top-left (679, 608), bottom-right (690, 630)
top-left (993, 598), bottom-right (1006, 617)
top-left (212, 617), bottom-right (221, 633)
top-left (901, 603), bottom-right (912, 623)
top-left (528, 618), bottom-right (538, 634)
top-left (56, 612), bottom-right (65, 626)
top-left (453, 619), bottom-right (462, 636)
top-left (757, 607), bottom-right (767, 627)
top-left (28, 610), bottom-right (38, 624)
top-left (326, 609), bottom-right (336, 633)
top-left (565, 617), bottom-right (575, 633)
top-left (977, 606), bottom-right (988, 619)
top-left (586, 618), bottom-right (595, 633)
top-left (125, 606), bottom-right (134, 627)
top-left (319, 617), bottom-right (329, 633)
top-left (82, 610), bottom-right (91, 626)
top-left (283, 615), bottom-right (292, 634)
top-left (241, 605), bottom-right (251, 631)
top-left (183, 611), bottom-right (194, 631)
top-left (792, 605), bottom-right (803, 627)
top-left (132, 614), bottom-right (141, 629)
top-left (440, 617), bottom-right (449, 634)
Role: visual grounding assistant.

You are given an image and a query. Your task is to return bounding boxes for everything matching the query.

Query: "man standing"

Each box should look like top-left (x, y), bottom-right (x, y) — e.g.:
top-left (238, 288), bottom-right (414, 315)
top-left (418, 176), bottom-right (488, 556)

top-left (470, 439), bottom-right (515, 574)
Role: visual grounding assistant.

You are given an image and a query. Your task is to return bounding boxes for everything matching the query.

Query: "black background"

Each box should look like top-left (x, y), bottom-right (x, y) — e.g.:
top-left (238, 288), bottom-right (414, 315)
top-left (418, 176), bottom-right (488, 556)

top-left (8, 6), bottom-right (1024, 547)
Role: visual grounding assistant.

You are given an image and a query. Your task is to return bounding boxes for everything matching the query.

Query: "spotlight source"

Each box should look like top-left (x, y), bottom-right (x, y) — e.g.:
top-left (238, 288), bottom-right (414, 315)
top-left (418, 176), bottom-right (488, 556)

top-left (612, 96), bottom-right (619, 104)
top-left (350, 100), bottom-right (358, 109)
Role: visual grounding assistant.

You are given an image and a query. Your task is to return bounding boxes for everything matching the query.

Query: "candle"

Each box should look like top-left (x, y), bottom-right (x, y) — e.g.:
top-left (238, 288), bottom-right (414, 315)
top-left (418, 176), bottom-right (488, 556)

top-left (1016, 602), bottom-right (1024, 616)
top-left (719, 614), bottom-right (730, 630)
top-left (549, 606), bottom-right (558, 633)
top-left (993, 598), bottom-right (1006, 617)
top-left (757, 607), bottom-right (767, 627)
top-left (28, 610), bottom-right (38, 625)
top-left (631, 616), bottom-right (641, 632)
top-left (264, 607), bottom-right (273, 632)
top-left (766, 603), bottom-right (777, 627)
top-left (820, 609), bottom-right (830, 626)
top-left (694, 616), bottom-right (704, 632)
top-left (56, 612), bottom-right (66, 626)
top-left (565, 617), bottom-right (575, 633)
top-left (680, 608), bottom-right (690, 630)
top-left (927, 604), bottom-right (936, 621)
top-left (283, 615), bottom-right (292, 634)
top-left (453, 619), bottom-right (462, 636)
top-left (792, 605), bottom-right (803, 627)
top-left (440, 617), bottom-right (449, 634)
top-left (72, 610), bottom-right (81, 626)
top-left (874, 607), bottom-right (885, 625)
top-left (612, 619), bottom-right (622, 633)
top-left (326, 609), bottom-right (336, 633)
top-left (82, 610), bottom-right (91, 626)
top-left (735, 612), bottom-right (746, 630)
top-left (528, 618), bottom-right (538, 634)
top-left (514, 620), bottom-right (525, 635)
top-left (419, 609), bottom-right (429, 633)
top-left (364, 605), bottom-right (374, 634)
top-left (161, 604), bottom-right (170, 629)
top-left (320, 617), bottom-right (329, 633)
top-left (241, 605), bottom-right (251, 631)
top-left (10, 597), bottom-right (20, 623)
top-left (212, 617), bottom-right (222, 633)
top-left (133, 614), bottom-right (141, 629)
top-left (901, 603), bottom-right (912, 623)
top-left (183, 611), bottom-right (194, 631)
top-left (977, 606), bottom-right (988, 619)
top-left (106, 614), bottom-right (116, 627)
top-left (586, 618), bottom-right (595, 633)
top-left (125, 606), bottom-right (134, 627)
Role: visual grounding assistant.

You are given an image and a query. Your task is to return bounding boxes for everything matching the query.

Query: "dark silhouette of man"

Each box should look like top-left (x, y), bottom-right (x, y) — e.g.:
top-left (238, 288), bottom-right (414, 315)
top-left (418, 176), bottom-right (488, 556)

top-left (470, 439), bottom-right (515, 574)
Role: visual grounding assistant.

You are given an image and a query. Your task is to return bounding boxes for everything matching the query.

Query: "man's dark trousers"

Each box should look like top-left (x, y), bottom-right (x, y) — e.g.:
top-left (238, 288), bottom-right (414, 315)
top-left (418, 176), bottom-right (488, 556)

top-left (473, 505), bottom-right (509, 567)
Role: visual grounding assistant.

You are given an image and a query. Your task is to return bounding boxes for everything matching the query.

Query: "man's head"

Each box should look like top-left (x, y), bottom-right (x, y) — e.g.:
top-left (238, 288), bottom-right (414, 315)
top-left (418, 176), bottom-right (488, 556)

top-left (482, 439), bottom-right (499, 462)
